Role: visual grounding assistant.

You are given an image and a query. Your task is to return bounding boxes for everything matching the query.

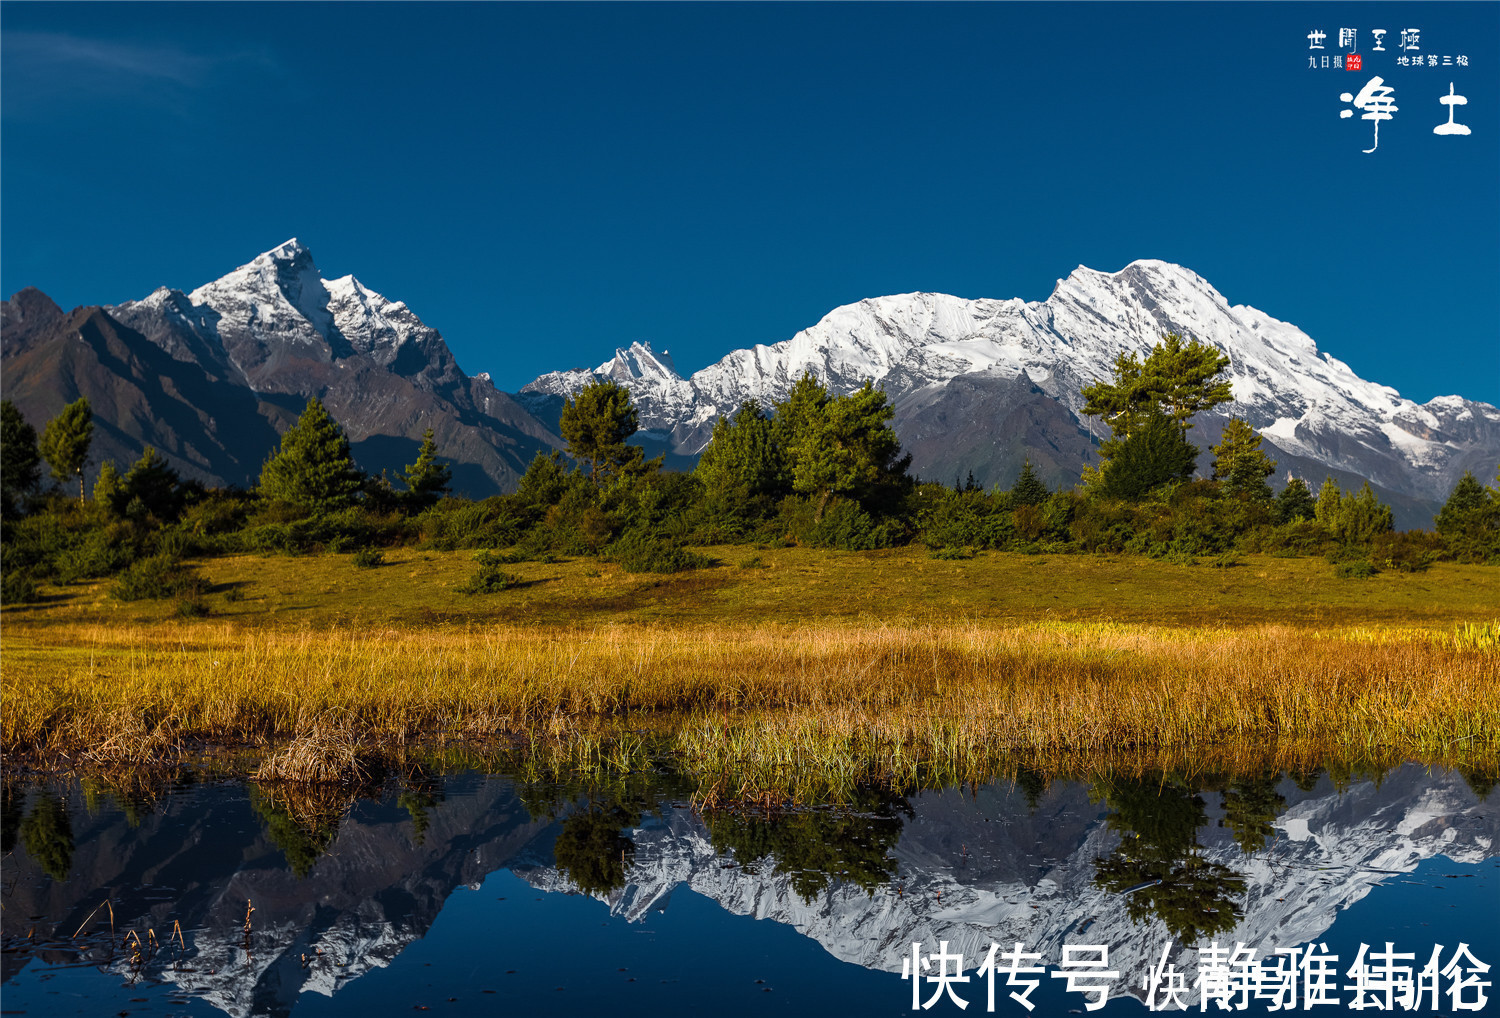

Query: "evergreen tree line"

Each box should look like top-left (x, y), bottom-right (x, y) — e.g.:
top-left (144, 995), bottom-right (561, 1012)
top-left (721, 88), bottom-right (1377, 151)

top-left (2, 332), bottom-right (1497, 605)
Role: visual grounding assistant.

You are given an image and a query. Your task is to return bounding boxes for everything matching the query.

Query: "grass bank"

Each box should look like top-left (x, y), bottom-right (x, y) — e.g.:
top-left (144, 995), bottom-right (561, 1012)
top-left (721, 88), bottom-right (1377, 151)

top-left (3, 548), bottom-right (1496, 785)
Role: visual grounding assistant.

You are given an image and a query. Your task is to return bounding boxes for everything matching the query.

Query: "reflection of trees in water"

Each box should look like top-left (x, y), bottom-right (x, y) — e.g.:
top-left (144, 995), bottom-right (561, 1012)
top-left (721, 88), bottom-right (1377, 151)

top-left (1091, 774), bottom-right (1247, 945)
top-left (555, 806), bottom-right (639, 895)
top-left (1219, 771), bottom-right (1287, 855)
top-left (703, 786), bottom-right (911, 903)
top-left (397, 770), bottom-right (446, 846)
top-left (248, 784), bottom-right (348, 879)
top-left (522, 764), bottom-right (694, 897)
top-left (1, 780), bottom-right (23, 855)
top-left (1457, 767), bottom-right (1495, 801)
top-left (18, 791), bottom-right (74, 882)
top-left (1013, 766), bottom-right (1049, 813)
top-left (1288, 766), bottom-right (1324, 792)
top-left (80, 770), bottom-right (192, 829)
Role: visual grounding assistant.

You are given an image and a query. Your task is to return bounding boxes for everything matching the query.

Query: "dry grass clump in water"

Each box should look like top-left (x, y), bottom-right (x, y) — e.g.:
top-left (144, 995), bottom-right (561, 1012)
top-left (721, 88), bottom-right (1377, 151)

top-left (254, 717), bottom-right (368, 785)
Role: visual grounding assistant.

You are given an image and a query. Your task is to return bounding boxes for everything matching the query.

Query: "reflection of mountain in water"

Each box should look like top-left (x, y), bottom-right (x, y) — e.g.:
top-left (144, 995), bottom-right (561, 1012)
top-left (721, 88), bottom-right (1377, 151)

top-left (1, 775), bottom-right (553, 1018)
top-left (2, 766), bottom-right (1493, 1015)
top-left (518, 766), bottom-right (1498, 1003)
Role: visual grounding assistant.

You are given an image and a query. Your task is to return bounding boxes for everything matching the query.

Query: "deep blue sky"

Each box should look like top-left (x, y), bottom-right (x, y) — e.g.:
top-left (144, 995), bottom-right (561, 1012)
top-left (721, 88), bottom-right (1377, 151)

top-left (3, 3), bottom-right (1496, 404)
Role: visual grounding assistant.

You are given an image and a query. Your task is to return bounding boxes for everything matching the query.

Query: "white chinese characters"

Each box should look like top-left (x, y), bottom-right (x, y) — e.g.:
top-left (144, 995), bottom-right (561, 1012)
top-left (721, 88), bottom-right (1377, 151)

top-left (1434, 83), bottom-right (1471, 136)
top-left (1340, 76), bottom-right (1399, 153)
top-left (898, 941), bottom-right (1491, 1012)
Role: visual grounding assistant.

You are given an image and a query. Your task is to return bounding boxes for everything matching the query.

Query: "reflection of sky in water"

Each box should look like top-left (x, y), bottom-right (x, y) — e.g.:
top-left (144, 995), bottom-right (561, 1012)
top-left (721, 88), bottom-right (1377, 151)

top-left (2, 765), bottom-right (1496, 1016)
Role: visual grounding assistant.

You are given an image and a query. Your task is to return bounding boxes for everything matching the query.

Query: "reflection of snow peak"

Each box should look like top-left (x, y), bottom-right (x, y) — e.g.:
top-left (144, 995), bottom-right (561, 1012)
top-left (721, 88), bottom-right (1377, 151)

top-left (89, 782), bottom-right (550, 1018)
top-left (519, 767), bottom-right (1498, 1006)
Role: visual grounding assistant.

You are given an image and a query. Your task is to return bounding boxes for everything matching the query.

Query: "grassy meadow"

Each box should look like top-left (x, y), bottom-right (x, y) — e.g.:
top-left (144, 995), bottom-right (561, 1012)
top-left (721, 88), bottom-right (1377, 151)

top-left (4, 546), bottom-right (1497, 797)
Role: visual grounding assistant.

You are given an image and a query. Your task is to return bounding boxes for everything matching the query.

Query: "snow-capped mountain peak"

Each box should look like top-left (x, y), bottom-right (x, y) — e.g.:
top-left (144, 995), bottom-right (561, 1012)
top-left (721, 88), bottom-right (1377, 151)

top-left (112, 239), bottom-right (459, 386)
top-left (518, 259), bottom-right (1500, 512)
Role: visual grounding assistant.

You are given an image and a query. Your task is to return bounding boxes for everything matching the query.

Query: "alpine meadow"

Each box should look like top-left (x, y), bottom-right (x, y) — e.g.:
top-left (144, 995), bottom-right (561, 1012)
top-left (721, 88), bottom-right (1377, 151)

top-left (4, 266), bottom-right (1498, 795)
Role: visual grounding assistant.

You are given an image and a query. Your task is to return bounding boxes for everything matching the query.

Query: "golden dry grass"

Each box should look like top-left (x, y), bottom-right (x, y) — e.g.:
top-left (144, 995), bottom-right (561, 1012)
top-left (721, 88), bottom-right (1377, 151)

top-left (4, 618), bottom-right (1495, 780)
top-left (5, 548), bottom-right (1496, 789)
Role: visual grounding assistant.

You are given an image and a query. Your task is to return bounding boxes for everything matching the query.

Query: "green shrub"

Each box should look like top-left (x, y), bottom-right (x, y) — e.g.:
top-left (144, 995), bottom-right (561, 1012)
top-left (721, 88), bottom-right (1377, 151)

top-left (2, 568), bottom-right (39, 604)
top-left (353, 547), bottom-right (385, 569)
top-left (779, 496), bottom-right (897, 551)
top-left (1334, 559), bottom-right (1377, 579)
top-left (738, 555), bottom-right (766, 569)
top-left (457, 551), bottom-right (521, 594)
top-left (54, 522), bottom-right (145, 582)
top-left (1371, 531), bottom-right (1439, 573)
top-left (419, 496), bottom-right (526, 550)
top-left (609, 532), bottom-right (712, 573)
top-left (930, 546), bottom-right (974, 560)
top-left (111, 554), bottom-right (204, 601)
top-left (175, 595), bottom-right (210, 617)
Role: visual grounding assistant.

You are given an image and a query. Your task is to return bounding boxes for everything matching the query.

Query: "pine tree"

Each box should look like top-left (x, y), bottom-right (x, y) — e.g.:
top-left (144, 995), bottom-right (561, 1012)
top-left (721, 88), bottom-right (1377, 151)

top-left (1142, 332), bottom-right (1234, 431)
top-left (1010, 460), bottom-right (1050, 507)
top-left (1340, 482), bottom-right (1395, 543)
top-left (696, 399), bottom-right (787, 501)
top-left (788, 380), bottom-right (910, 519)
top-left (1211, 418), bottom-right (1276, 501)
top-left (1273, 477), bottom-right (1316, 524)
top-left (259, 398), bottom-right (365, 515)
top-left (39, 397), bottom-right (94, 503)
top-left (1435, 471), bottom-right (1491, 535)
top-left (1081, 333), bottom-right (1229, 497)
top-left (559, 380), bottom-right (649, 485)
top-left (1434, 470), bottom-right (1499, 561)
top-left (1081, 332), bottom-right (1232, 440)
top-left (401, 429), bottom-right (452, 510)
top-left (122, 446), bottom-right (182, 520)
top-left (1314, 476), bottom-right (1344, 531)
top-left (92, 461), bottom-right (124, 515)
top-left (1, 400), bottom-right (42, 515)
top-left (1098, 408), bottom-right (1199, 499)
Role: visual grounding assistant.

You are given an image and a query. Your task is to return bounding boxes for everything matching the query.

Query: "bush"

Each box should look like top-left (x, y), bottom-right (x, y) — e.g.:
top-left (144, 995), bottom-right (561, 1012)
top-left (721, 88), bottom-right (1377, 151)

top-left (419, 496), bottom-right (526, 551)
top-left (2, 568), bottom-right (39, 604)
top-left (1371, 531), bottom-right (1440, 573)
top-left (456, 551), bottom-right (521, 594)
top-left (176, 595), bottom-right (210, 617)
top-left (930, 546), bottom-right (974, 560)
top-left (609, 532), bottom-right (712, 573)
top-left (54, 521), bottom-right (146, 582)
top-left (779, 496), bottom-right (899, 551)
top-left (352, 547), bottom-right (385, 569)
top-left (1334, 558), bottom-right (1377, 579)
top-left (111, 554), bottom-right (204, 601)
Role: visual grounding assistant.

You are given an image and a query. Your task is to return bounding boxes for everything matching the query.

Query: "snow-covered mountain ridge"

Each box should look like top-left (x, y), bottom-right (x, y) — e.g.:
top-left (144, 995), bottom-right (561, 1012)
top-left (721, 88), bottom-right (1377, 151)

top-left (522, 260), bottom-right (1499, 510)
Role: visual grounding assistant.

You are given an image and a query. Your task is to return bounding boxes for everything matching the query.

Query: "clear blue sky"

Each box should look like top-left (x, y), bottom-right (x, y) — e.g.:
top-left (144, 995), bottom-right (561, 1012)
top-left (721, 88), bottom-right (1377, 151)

top-left (3, 2), bottom-right (1496, 404)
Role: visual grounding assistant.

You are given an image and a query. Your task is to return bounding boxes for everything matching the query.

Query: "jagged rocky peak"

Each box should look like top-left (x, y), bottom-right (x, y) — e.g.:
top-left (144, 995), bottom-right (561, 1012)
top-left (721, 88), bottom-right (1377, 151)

top-left (0, 286), bottom-right (66, 346)
top-left (599, 341), bottom-right (681, 382)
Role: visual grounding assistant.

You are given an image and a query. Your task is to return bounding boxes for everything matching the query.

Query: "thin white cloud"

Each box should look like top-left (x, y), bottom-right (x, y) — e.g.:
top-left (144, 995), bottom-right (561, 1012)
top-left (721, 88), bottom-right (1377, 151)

top-left (6, 31), bottom-right (214, 83)
top-left (1, 31), bottom-right (281, 118)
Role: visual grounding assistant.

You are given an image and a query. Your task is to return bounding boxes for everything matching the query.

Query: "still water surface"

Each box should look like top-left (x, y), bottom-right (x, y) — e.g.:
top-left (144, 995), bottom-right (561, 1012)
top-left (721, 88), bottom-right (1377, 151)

top-left (2, 763), bottom-right (1496, 1016)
